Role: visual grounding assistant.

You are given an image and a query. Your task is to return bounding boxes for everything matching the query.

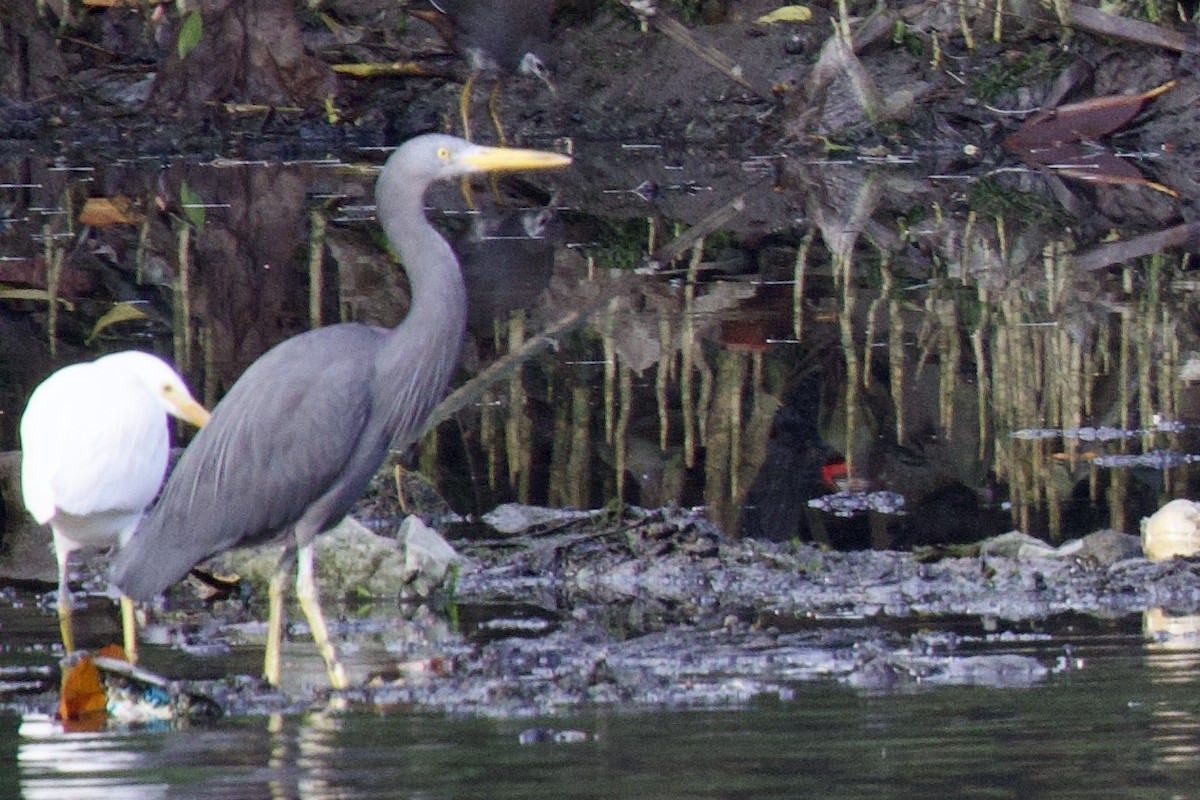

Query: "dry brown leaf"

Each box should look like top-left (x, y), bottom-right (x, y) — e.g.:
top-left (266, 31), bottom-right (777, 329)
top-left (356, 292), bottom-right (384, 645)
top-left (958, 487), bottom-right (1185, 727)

top-left (1016, 142), bottom-right (1178, 197)
top-left (1004, 80), bottom-right (1176, 150)
top-left (79, 196), bottom-right (144, 227)
top-left (57, 656), bottom-right (107, 721)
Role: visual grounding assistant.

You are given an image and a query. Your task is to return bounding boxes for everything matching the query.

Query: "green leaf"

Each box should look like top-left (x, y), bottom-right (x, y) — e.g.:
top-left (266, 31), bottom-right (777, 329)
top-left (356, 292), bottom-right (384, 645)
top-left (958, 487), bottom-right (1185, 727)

top-left (86, 302), bottom-right (149, 345)
top-left (179, 181), bottom-right (206, 230)
top-left (177, 9), bottom-right (203, 60)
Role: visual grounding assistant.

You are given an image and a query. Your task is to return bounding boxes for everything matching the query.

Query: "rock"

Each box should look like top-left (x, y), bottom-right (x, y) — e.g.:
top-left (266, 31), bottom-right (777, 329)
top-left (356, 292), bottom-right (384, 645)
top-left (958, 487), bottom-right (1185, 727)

top-left (209, 517), bottom-right (408, 601)
top-left (481, 503), bottom-right (593, 535)
top-left (1141, 499), bottom-right (1200, 561)
top-left (978, 529), bottom-right (1142, 565)
top-left (398, 515), bottom-right (461, 598)
top-left (978, 531), bottom-right (1059, 561)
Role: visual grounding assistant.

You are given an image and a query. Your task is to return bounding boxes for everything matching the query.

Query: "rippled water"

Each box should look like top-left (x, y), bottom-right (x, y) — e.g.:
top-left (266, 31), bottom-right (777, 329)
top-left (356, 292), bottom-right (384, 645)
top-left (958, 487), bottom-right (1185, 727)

top-left (10, 626), bottom-right (1200, 799)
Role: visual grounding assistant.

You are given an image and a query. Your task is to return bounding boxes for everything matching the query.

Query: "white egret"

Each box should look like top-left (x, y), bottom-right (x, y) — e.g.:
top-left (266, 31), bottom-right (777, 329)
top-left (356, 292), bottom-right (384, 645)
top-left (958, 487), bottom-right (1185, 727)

top-left (20, 351), bottom-right (210, 660)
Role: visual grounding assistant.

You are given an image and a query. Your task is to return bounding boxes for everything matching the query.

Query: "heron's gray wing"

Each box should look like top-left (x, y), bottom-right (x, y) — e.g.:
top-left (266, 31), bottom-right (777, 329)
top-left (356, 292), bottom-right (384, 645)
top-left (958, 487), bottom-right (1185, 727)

top-left (112, 324), bottom-right (387, 601)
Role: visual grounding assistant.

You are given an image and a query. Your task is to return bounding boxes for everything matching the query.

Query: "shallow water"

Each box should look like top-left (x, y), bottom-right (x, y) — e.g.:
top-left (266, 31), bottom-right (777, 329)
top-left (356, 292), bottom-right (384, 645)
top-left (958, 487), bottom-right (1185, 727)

top-left (10, 625), bottom-right (1200, 799)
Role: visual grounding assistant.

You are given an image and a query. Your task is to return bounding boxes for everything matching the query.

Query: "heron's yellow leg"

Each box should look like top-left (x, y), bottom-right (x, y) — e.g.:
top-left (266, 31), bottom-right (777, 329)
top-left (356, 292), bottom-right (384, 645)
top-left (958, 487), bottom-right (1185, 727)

top-left (120, 595), bottom-right (138, 664)
top-left (394, 464), bottom-right (410, 515)
top-left (457, 72), bottom-right (482, 207)
top-left (487, 81), bottom-right (508, 146)
top-left (459, 71), bottom-right (477, 142)
top-left (295, 543), bottom-right (348, 691)
top-left (263, 562), bottom-right (288, 686)
top-left (54, 546), bottom-right (75, 654)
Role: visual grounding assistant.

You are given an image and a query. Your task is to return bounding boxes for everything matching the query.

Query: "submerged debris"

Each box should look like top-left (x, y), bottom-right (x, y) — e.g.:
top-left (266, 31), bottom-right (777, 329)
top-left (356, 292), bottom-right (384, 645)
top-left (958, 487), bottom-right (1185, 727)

top-left (57, 648), bottom-right (221, 731)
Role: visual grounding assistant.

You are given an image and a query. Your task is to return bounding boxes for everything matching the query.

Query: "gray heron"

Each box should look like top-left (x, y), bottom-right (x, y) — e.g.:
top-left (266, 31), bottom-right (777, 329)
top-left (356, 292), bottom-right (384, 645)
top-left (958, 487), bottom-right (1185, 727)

top-left (111, 134), bottom-right (571, 690)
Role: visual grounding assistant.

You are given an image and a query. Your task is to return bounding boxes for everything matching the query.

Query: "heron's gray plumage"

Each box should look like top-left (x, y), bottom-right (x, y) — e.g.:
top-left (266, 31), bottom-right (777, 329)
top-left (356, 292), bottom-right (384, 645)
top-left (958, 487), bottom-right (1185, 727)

top-left (112, 136), bottom-right (484, 603)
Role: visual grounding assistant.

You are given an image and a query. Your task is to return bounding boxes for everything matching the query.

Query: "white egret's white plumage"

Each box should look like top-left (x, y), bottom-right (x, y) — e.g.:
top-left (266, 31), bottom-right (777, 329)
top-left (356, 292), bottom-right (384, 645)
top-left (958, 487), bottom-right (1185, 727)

top-left (20, 351), bottom-right (209, 658)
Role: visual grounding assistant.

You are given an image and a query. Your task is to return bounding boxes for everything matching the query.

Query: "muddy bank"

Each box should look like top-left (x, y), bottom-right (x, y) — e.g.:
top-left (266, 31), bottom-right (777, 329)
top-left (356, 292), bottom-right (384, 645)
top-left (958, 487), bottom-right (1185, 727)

top-left (9, 502), bottom-right (1197, 722)
top-left (360, 505), bottom-right (1180, 716)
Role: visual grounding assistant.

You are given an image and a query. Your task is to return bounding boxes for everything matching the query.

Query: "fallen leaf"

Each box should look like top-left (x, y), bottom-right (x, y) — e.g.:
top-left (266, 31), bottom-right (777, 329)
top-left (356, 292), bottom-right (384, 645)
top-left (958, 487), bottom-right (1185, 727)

top-left (79, 196), bottom-right (144, 227)
top-left (179, 181), bottom-right (206, 230)
top-left (57, 656), bottom-right (107, 721)
top-left (1004, 79), bottom-right (1176, 150)
top-left (1017, 142), bottom-right (1178, 197)
top-left (96, 644), bottom-right (131, 661)
top-left (177, 8), bottom-right (203, 60)
top-left (756, 5), bottom-right (813, 23)
top-left (86, 302), bottom-right (149, 344)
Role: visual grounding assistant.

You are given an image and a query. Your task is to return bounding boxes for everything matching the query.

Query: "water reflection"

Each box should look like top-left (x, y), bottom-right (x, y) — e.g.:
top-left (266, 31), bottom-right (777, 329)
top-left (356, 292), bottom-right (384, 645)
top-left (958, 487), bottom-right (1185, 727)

top-left (2, 143), bottom-right (1199, 555)
top-left (20, 713), bottom-right (168, 799)
top-left (18, 710), bottom-right (347, 800)
top-left (10, 632), bottom-right (1200, 799)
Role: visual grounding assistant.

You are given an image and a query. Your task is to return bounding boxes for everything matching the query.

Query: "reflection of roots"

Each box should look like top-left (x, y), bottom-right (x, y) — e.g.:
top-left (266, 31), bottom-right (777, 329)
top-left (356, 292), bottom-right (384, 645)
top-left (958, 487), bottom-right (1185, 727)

top-left (1144, 608), bottom-right (1200, 676)
top-left (1144, 608), bottom-right (1200, 768)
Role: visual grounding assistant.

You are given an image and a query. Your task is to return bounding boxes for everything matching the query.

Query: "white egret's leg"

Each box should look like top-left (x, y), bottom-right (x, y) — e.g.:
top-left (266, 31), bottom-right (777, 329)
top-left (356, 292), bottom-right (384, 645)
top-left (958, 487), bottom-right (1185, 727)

top-left (120, 595), bottom-right (138, 664)
top-left (56, 581), bottom-right (74, 655)
top-left (53, 537), bottom-right (75, 654)
top-left (263, 560), bottom-right (289, 686)
top-left (295, 543), bottom-right (348, 690)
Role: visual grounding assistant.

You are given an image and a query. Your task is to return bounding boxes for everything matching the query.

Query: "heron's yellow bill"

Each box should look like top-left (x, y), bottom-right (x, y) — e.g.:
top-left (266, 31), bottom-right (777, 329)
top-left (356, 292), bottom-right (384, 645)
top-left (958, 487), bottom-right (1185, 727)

top-left (461, 146), bottom-right (571, 173)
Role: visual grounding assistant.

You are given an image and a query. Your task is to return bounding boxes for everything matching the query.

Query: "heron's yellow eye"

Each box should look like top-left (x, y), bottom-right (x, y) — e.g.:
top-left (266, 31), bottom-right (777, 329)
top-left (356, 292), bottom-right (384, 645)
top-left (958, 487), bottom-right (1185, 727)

top-left (437, 147), bottom-right (450, 161)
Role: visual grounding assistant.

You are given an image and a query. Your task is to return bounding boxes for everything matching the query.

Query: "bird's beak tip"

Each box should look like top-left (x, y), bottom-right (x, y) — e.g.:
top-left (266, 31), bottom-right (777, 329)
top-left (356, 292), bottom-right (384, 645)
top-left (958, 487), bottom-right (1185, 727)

top-left (181, 400), bottom-right (211, 429)
top-left (463, 146), bottom-right (571, 172)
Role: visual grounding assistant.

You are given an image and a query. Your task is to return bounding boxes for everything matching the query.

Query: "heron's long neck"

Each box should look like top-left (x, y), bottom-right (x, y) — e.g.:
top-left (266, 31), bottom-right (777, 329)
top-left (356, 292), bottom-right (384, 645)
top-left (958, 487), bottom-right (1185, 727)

top-left (374, 181), bottom-right (468, 445)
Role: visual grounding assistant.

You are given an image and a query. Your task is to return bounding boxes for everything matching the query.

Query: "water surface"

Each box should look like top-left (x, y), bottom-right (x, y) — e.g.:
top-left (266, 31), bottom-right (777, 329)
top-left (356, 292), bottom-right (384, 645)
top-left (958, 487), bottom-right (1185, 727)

top-left (11, 627), bottom-right (1200, 799)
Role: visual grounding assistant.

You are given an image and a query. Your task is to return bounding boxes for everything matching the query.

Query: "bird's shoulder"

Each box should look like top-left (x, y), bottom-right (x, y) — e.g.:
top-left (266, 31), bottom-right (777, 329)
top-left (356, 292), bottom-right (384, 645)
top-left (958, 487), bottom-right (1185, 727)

top-left (157, 324), bottom-right (389, 524)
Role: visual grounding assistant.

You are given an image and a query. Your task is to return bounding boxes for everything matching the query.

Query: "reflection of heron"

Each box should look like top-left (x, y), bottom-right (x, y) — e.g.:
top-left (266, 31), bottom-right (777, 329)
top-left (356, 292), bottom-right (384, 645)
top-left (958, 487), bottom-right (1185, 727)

top-left (112, 135), bottom-right (571, 689)
top-left (411, 0), bottom-right (556, 142)
top-left (19, 352), bottom-right (209, 660)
